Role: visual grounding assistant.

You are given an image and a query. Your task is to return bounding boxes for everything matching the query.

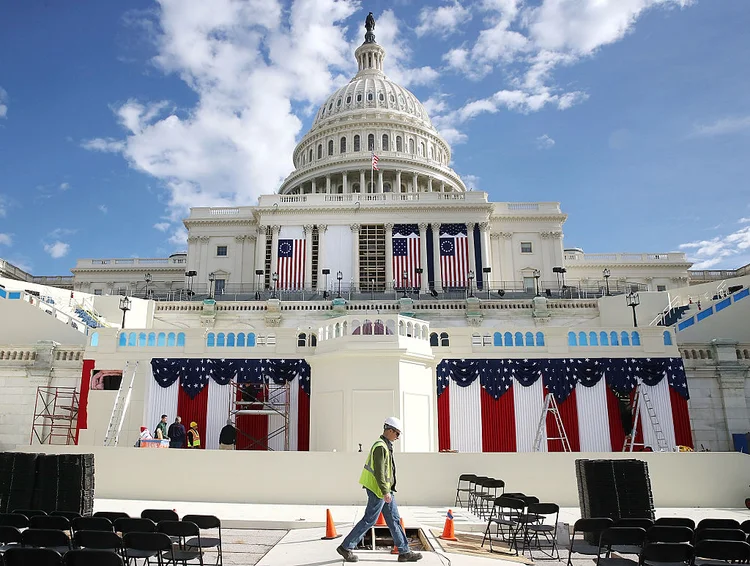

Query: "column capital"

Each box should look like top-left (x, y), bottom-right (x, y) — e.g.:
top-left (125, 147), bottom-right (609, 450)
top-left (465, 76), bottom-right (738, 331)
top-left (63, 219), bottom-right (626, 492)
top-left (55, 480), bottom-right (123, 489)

top-left (234, 235), bottom-right (246, 242)
top-left (501, 232), bottom-right (513, 239)
top-left (490, 232), bottom-right (501, 240)
top-left (303, 224), bottom-right (314, 234)
top-left (187, 236), bottom-right (199, 243)
top-left (418, 222), bottom-right (428, 232)
top-left (466, 222), bottom-right (476, 231)
top-left (540, 231), bottom-right (551, 239)
top-left (351, 224), bottom-right (360, 233)
top-left (199, 236), bottom-right (210, 242)
top-left (271, 225), bottom-right (280, 233)
top-left (256, 225), bottom-right (266, 235)
top-left (246, 234), bottom-right (257, 242)
top-left (318, 224), bottom-right (328, 232)
top-left (479, 222), bottom-right (490, 232)
top-left (385, 223), bottom-right (394, 232)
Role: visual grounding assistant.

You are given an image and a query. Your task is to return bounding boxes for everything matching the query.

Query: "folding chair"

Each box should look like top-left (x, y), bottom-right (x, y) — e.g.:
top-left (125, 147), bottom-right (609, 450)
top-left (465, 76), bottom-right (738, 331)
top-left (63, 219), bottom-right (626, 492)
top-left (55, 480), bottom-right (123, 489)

top-left (2, 546), bottom-right (63, 566)
top-left (63, 549), bottom-right (124, 566)
top-left (141, 509), bottom-right (179, 523)
top-left (72, 517), bottom-right (114, 534)
top-left (122, 532), bottom-right (173, 566)
top-left (615, 518), bottom-right (654, 529)
top-left (454, 474), bottom-right (477, 509)
top-left (0, 525), bottom-right (22, 553)
top-left (157, 520), bottom-right (204, 565)
top-left (0, 514), bottom-right (29, 529)
top-left (20, 528), bottom-right (71, 555)
top-left (74, 530), bottom-right (124, 555)
top-left (696, 519), bottom-right (740, 531)
top-left (183, 514), bottom-right (223, 566)
top-left (113, 517), bottom-right (156, 535)
top-left (31, 515), bottom-right (72, 538)
top-left (645, 526), bottom-right (694, 543)
top-left (476, 479), bottom-right (505, 520)
top-left (640, 542), bottom-right (694, 566)
top-left (741, 520), bottom-right (750, 536)
top-left (94, 512), bottom-right (130, 523)
top-left (469, 477), bottom-right (491, 515)
top-left (519, 502), bottom-right (560, 559)
top-left (595, 527), bottom-right (647, 566)
top-left (567, 517), bottom-right (614, 566)
top-left (51, 512), bottom-right (81, 521)
top-left (694, 539), bottom-right (750, 566)
top-left (11, 509), bottom-right (47, 520)
top-left (655, 518), bottom-right (695, 530)
top-left (481, 496), bottom-right (525, 555)
top-left (694, 529), bottom-right (746, 543)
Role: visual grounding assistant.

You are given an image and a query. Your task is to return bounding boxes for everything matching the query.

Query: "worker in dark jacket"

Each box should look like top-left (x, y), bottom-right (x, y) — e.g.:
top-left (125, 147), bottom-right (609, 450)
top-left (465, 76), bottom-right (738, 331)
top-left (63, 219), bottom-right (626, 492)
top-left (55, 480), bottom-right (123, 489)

top-left (167, 416), bottom-right (186, 448)
top-left (219, 419), bottom-right (237, 450)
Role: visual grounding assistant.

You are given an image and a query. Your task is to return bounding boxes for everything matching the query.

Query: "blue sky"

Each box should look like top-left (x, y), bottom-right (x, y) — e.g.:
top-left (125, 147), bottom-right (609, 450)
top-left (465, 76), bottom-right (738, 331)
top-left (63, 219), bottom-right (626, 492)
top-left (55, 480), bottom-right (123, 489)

top-left (1, 0), bottom-right (749, 275)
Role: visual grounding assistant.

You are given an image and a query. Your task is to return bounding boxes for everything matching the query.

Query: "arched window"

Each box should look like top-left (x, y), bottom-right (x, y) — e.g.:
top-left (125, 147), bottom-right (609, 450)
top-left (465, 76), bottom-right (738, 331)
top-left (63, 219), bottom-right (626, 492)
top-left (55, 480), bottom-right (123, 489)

top-left (138, 333), bottom-right (147, 347)
top-left (147, 332), bottom-right (156, 347)
top-left (310, 334), bottom-right (317, 347)
top-left (600, 331), bottom-right (609, 346)
top-left (118, 333), bottom-right (126, 347)
top-left (504, 332), bottom-right (513, 346)
top-left (440, 332), bottom-right (450, 347)
top-left (495, 331), bottom-right (504, 347)
top-left (409, 138), bottom-right (415, 154)
top-left (384, 182), bottom-right (392, 193)
top-left (328, 140), bottom-right (334, 156)
top-left (157, 332), bottom-right (166, 347)
top-left (663, 330), bottom-right (673, 346)
top-left (352, 183), bottom-right (360, 193)
top-left (578, 332), bottom-right (588, 346)
top-left (128, 332), bottom-right (136, 347)
top-left (91, 332), bottom-right (99, 347)
top-left (217, 333), bottom-right (225, 347)
top-left (340, 137), bottom-right (346, 153)
top-left (382, 134), bottom-right (389, 151)
top-left (227, 333), bottom-right (236, 347)
top-left (354, 135), bottom-right (360, 152)
top-left (308, 148), bottom-right (312, 162)
top-left (368, 134), bottom-right (375, 151)
top-left (237, 333), bottom-right (246, 347)
top-left (396, 136), bottom-right (403, 152)
top-left (525, 332), bottom-right (535, 346)
top-left (429, 146), bottom-right (434, 159)
top-left (631, 331), bottom-right (641, 346)
top-left (176, 333), bottom-right (185, 347)
top-left (317, 144), bottom-right (322, 159)
top-left (298, 333), bottom-right (307, 347)
top-left (420, 142), bottom-right (425, 156)
top-left (610, 331), bottom-right (619, 346)
top-left (247, 333), bottom-right (256, 347)
top-left (207, 333), bottom-right (215, 347)
top-left (514, 332), bottom-right (524, 346)
top-left (589, 331), bottom-right (598, 346)
top-left (621, 331), bottom-right (630, 346)
top-left (430, 333), bottom-right (439, 347)
top-left (568, 332), bottom-right (577, 346)
top-left (536, 332), bottom-right (545, 346)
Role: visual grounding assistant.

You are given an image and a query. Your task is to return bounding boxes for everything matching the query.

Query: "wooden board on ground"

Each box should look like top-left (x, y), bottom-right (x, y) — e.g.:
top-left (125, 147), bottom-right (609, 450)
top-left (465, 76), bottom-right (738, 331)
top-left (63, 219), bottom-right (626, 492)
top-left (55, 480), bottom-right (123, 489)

top-left (429, 529), bottom-right (533, 564)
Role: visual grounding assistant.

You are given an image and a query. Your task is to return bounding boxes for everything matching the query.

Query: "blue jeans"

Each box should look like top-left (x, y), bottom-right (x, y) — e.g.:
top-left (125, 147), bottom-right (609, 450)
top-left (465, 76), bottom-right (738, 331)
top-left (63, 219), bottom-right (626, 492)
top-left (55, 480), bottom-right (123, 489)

top-left (342, 488), bottom-right (410, 555)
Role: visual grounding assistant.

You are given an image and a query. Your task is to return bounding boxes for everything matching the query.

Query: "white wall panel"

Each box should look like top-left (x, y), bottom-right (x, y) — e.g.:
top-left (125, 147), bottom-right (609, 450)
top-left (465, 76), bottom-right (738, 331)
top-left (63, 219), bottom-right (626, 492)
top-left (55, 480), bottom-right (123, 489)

top-left (323, 225), bottom-right (353, 283)
top-left (145, 367), bottom-right (178, 436)
top-left (576, 379), bottom-right (611, 452)
top-left (279, 226), bottom-right (304, 239)
top-left (641, 379), bottom-right (676, 451)
top-left (449, 379), bottom-right (481, 453)
top-left (289, 378), bottom-right (299, 451)
top-left (206, 380), bottom-right (232, 450)
top-left (514, 379), bottom-right (545, 452)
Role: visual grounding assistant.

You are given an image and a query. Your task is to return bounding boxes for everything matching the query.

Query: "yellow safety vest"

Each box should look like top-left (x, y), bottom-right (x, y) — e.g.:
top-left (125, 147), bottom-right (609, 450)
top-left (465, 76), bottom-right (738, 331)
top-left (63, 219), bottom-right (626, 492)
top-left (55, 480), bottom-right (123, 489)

top-left (358, 439), bottom-right (392, 498)
top-left (189, 428), bottom-right (201, 448)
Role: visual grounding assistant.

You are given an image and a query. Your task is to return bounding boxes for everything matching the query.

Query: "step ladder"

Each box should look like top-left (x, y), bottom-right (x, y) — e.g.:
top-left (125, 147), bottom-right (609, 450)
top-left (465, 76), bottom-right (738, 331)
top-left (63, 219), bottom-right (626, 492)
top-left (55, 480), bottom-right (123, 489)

top-left (533, 393), bottom-right (571, 452)
top-left (623, 381), bottom-right (669, 452)
top-left (103, 361), bottom-right (138, 446)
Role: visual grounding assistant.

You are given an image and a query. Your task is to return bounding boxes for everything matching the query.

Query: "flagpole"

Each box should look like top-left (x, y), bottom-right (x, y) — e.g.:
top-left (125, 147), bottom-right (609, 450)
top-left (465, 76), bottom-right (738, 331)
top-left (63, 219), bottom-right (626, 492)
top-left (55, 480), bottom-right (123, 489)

top-left (371, 151), bottom-right (374, 194)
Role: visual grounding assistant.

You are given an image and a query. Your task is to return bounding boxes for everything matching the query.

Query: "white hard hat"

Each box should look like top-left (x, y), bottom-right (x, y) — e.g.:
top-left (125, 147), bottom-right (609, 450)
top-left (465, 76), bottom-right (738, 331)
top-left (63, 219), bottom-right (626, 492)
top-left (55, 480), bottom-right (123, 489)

top-left (384, 416), bottom-right (403, 433)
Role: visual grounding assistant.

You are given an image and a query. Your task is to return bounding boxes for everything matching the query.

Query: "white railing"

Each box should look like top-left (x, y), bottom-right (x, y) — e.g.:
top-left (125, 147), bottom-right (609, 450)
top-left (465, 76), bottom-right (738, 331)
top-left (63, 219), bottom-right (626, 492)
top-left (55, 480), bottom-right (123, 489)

top-left (650, 293), bottom-right (682, 326)
top-left (76, 257), bottom-right (185, 268)
top-left (565, 252), bottom-right (688, 264)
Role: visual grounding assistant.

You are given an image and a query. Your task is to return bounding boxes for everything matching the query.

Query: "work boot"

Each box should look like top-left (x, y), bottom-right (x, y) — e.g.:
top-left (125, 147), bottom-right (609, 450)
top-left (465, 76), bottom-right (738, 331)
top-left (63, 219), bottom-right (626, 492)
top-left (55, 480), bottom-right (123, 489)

top-left (398, 551), bottom-right (423, 562)
top-left (337, 545), bottom-right (359, 562)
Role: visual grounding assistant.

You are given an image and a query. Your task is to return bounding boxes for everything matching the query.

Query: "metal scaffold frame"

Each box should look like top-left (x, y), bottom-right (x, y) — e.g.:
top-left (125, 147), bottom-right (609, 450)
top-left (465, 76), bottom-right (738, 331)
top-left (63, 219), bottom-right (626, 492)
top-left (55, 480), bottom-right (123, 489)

top-left (229, 379), bottom-right (290, 451)
top-left (30, 386), bottom-right (80, 446)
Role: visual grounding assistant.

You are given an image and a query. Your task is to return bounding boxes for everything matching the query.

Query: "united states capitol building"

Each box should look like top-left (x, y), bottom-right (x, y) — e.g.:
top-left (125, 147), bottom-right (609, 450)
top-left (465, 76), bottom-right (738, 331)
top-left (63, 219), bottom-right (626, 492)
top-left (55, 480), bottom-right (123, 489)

top-left (1, 16), bottom-right (749, 462)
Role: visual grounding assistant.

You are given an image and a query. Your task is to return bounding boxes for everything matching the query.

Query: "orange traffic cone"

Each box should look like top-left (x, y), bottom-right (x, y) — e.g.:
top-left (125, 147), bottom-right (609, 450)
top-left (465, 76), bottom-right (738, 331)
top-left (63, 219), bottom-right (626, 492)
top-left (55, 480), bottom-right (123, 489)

top-left (376, 511), bottom-right (387, 527)
top-left (391, 518), bottom-right (406, 554)
top-left (439, 509), bottom-right (458, 541)
top-left (321, 508), bottom-right (341, 540)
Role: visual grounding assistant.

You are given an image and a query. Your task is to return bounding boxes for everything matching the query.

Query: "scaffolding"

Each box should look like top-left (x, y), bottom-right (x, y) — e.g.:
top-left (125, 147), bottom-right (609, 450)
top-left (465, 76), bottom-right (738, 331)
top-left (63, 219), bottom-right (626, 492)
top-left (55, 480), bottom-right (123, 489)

top-left (623, 382), bottom-right (669, 452)
top-left (533, 393), bottom-right (571, 452)
top-left (229, 379), bottom-right (290, 451)
top-left (30, 386), bottom-right (80, 446)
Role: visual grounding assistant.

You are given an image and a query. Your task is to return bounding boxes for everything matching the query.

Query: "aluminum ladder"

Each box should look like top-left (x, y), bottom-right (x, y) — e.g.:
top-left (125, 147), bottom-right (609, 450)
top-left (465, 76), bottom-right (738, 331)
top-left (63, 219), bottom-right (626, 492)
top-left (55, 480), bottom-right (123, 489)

top-left (533, 393), bottom-right (571, 452)
top-left (623, 381), bottom-right (669, 452)
top-left (103, 361), bottom-right (138, 446)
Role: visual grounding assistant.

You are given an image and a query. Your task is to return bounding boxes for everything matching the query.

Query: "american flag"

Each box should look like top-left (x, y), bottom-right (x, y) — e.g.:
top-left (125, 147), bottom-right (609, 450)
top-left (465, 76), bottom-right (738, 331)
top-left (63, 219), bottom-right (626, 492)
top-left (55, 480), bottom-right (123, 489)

top-left (392, 224), bottom-right (421, 288)
top-left (371, 152), bottom-right (379, 171)
top-left (440, 223), bottom-right (469, 288)
top-left (277, 238), bottom-right (306, 290)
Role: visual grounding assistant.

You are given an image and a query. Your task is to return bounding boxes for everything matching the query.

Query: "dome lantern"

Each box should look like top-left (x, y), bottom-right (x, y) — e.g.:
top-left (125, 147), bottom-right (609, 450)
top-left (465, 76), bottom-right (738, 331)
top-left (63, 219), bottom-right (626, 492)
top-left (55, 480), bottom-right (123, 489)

top-left (355, 12), bottom-right (385, 75)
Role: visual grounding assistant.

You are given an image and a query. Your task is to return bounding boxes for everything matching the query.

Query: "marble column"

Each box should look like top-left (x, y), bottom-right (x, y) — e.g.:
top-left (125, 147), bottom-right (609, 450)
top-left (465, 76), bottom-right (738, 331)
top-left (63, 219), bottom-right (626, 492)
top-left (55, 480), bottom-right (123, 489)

top-left (378, 170), bottom-right (383, 193)
top-left (317, 224), bottom-right (328, 292)
top-left (441, 181), bottom-right (446, 193)
top-left (234, 235), bottom-right (246, 288)
top-left (466, 222), bottom-right (477, 276)
top-left (270, 225), bottom-right (280, 280)
top-left (351, 224), bottom-right (360, 289)
top-left (385, 223), bottom-right (394, 289)
top-left (304, 225), bottom-right (313, 290)
top-left (342, 172), bottom-right (348, 194)
top-left (431, 223), bottom-right (442, 292)
top-left (254, 226), bottom-right (267, 285)
top-left (325, 176), bottom-right (331, 194)
top-left (418, 222), bottom-right (429, 294)
top-left (312, 178), bottom-right (317, 194)
top-left (490, 233), bottom-right (502, 283)
top-left (427, 177), bottom-right (433, 192)
top-left (412, 172), bottom-right (418, 193)
top-left (479, 222), bottom-right (490, 287)
top-left (395, 170), bottom-right (402, 193)
top-left (199, 236), bottom-right (210, 286)
top-left (359, 170), bottom-right (366, 194)
top-left (502, 232), bottom-right (514, 283)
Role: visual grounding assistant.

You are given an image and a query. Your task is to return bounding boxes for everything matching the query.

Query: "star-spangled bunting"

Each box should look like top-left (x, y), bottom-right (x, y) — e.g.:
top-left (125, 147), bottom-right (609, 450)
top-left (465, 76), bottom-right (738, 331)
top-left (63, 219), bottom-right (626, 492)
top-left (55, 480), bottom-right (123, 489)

top-left (436, 357), bottom-right (689, 401)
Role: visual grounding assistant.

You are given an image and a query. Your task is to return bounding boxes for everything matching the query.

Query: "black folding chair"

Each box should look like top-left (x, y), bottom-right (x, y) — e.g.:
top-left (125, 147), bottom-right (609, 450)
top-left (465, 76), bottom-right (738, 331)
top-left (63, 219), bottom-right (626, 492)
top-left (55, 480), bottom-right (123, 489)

top-left (0, 525), bottom-right (22, 553)
top-left (696, 519), bottom-right (740, 531)
top-left (646, 526), bottom-right (693, 543)
top-left (694, 539), bottom-right (750, 566)
top-left (12, 509), bottom-right (47, 520)
top-left (567, 517), bottom-right (614, 566)
top-left (520, 502), bottom-right (560, 559)
top-left (655, 518), bottom-right (695, 530)
top-left (157, 520), bottom-right (204, 565)
top-left (183, 515), bottom-right (223, 566)
top-left (741, 520), bottom-right (750, 536)
top-left (469, 477), bottom-right (491, 515)
top-left (94, 512), bottom-right (130, 523)
top-left (114, 517), bottom-right (156, 535)
top-left (596, 527), bottom-right (647, 566)
top-left (0, 514), bottom-right (29, 529)
top-left (72, 517), bottom-right (114, 534)
top-left (454, 474), bottom-right (477, 509)
top-left (21, 529), bottom-right (71, 555)
top-left (31, 516), bottom-right (72, 538)
top-left (616, 518), bottom-right (655, 529)
top-left (694, 529), bottom-right (746, 543)
top-left (74, 530), bottom-right (124, 555)
top-left (141, 510), bottom-right (179, 523)
top-left (481, 496), bottom-right (525, 554)
top-left (122, 532), bottom-right (172, 566)
top-left (51, 512), bottom-right (81, 521)
top-left (476, 479), bottom-right (505, 519)
top-left (63, 549), bottom-right (124, 566)
top-left (640, 542), bottom-right (694, 566)
top-left (2, 546), bottom-right (62, 566)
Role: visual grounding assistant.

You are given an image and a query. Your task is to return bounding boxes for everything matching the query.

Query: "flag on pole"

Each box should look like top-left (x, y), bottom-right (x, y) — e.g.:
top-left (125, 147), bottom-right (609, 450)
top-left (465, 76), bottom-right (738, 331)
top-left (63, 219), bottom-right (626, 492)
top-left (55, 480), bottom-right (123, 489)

top-left (371, 152), bottom-right (379, 171)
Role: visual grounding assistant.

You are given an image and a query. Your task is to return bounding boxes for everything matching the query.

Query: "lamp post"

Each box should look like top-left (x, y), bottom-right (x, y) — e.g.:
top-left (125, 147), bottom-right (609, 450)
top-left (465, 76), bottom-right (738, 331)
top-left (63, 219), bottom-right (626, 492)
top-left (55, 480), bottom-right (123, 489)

top-left (255, 269), bottom-right (263, 300)
top-left (322, 268), bottom-right (330, 299)
top-left (533, 268), bottom-right (541, 297)
top-left (336, 270), bottom-right (343, 298)
top-left (370, 278), bottom-right (375, 300)
top-left (603, 268), bottom-right (611, 296)
top-left (272, 272), bottom-right (278, 299)
top-left (483, 267), bottom-right (492, 299)
top-left (416, 268), bottom-right (423, 297)
top-left (626, 291), bottom-right (640, 327)
top-left (119, 296), bottom-right (131, 329)
top-left (208, 272), bottom-right (216, 299)
top-left (402, 269), bottom-right (408, 298)
top-left (144, 272), bottom-right (152, 299)
top-left (468, 270), bottom-right (475, 298)
top-left (184, 270), bottom-right (197, 299)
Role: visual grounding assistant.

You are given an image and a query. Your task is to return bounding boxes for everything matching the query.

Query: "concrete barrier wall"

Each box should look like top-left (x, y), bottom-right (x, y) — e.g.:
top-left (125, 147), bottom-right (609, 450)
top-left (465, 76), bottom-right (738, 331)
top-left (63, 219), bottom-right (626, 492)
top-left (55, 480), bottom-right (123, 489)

top-left (20, 446), bottom-right (750, 509)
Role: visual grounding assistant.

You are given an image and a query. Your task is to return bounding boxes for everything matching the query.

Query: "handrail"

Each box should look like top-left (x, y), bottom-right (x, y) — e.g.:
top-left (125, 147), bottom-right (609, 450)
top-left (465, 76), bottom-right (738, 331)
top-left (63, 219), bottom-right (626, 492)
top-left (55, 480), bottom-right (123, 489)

top-left (650, 293), bottom-right (682, 326)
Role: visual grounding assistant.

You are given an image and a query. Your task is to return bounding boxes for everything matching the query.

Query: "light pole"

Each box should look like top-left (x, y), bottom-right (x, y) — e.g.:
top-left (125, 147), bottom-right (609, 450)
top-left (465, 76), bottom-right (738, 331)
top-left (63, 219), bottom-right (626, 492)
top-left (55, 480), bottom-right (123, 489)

top-left (322, 268), bottom-right (330, 299)
top-left (208, 272), bottom-right (216, 299)
top-left (603, 268), bottom-right (611, 296)
top-left (483, 267), bottom-right (491, 299)
top-left (185, 270), bottom-right (196, 299)
top-left (119, 296), bottom-right (131, 329)
top-left (402, 269), bottom-right (408, 298)
top-left (272, 272), bottom-right (278, 299)
top-left (255, 269), bottom-right (263, 300)
top-left (626, 291), bottom-right (640, 327)
top-left (144, 272), bottom-right (152, 299)
top-left (336, 271), bottom-right (343, 298)
top-left (533, 268), bottom-right (541, 297)
top-left (468, 270), bottom-right (475, 298)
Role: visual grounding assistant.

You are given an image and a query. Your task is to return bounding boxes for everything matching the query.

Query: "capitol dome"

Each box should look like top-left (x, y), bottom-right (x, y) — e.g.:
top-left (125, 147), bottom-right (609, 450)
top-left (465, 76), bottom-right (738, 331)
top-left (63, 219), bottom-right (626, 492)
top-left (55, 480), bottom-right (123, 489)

top-left (278, 13), bottom-right (465, 196)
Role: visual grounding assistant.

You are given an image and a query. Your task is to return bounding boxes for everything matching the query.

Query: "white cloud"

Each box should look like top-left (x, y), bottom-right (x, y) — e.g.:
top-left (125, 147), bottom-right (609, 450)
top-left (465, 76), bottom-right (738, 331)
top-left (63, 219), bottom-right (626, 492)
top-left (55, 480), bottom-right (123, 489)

top-left (739, 218), bottom-right (750, 224)
top-left (154, 222), bottom-right (171, 232)
top-left (536, 134), bottom-right (555, 149)
top-left (373, 10), bottom-right (439, 88)
top-left (691, 116), bottom-right (750, 138)
top-left (461, 174), bottom-right (480, 190)
top-left (415, 1), bottom-right (472, 38)
top-left (0, 87), bottom-right (7, 118)
top-left (48, 228), bottom-right (76, 239)
top-left (59, 182), bottom-right (70, 191)
top-left (44, 241), bottom-right (70, 259)
top-left (81, 137), bottom-right (127, 153)
top-left (168, 226), bottom-right (188, 247)
top-left (0, 233), bottom-right (12, 246)
top-left (98, 204), bottom-right (108, 214)
top-left (0, 194), bottom-right (7, 217)
top-left (679, 222), bottom-right (750, 269)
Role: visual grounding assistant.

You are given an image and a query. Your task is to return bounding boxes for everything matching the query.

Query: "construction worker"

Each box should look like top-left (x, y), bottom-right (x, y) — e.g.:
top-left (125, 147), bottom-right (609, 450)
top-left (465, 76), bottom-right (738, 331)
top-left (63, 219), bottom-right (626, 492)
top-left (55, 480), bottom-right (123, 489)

top-left (337, 417), bottom-right (422, 563)
top-left (187, 421), bottom-right (201, 449)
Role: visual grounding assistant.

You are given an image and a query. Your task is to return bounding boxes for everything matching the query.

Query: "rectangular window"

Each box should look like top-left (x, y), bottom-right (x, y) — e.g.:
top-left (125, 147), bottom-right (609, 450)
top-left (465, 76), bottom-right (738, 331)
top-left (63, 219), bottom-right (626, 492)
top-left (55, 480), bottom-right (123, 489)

top-left (215, 279), bottom-right (226, 295)
top-left (94, 289), bottom-right (102, 296)
top-left (523, 277), bottom-right (535, 293)
top-left (657, 285), bottom-right (667, 292)
top-left (520, 242), bottom-right (533, 254)
top-left (216, 245), bottom-right (228, 256)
